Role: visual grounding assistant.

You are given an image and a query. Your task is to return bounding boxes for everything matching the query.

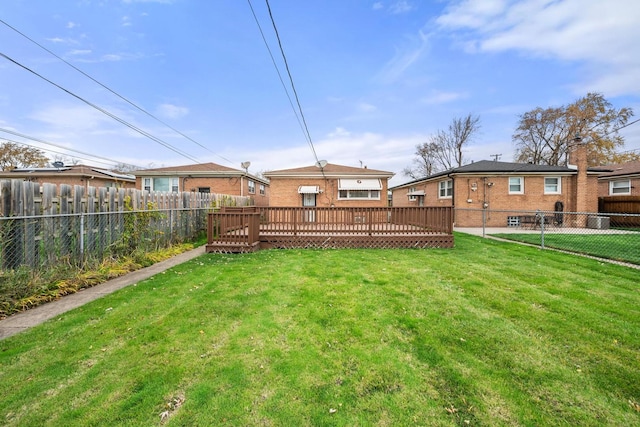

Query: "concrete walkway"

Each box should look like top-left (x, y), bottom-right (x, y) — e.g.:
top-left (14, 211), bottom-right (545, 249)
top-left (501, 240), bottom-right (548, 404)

top-left (0, 246), bottom-right (206, 340)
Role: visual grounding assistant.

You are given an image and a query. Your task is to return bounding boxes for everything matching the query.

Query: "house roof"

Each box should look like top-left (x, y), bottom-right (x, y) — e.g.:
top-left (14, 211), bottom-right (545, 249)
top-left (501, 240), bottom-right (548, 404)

top-left (390, 159), bottom-right (607, 190)
top-left (137, 162), bottom-right (240, 173)
top-left (598, 160), bottom-right (640, 179)
top-left (264, 163), bottom-right (394, 179)
top-left (0, 164), bottom-right (135, 182)
top-left (134, 162), bottom-right (269, 185)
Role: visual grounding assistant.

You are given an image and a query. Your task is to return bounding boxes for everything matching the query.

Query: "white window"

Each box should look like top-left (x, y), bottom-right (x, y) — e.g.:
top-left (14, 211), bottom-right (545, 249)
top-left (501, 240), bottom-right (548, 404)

top-left (609, 180), bottom-right (631, 195)
top-left (408, 186), bottom-right (417, 201)
top-left (438, 180), bottom-right (453, 198)
top-left (248, 180), bottom-right (256, 194)
top-left (259, 184), bottom-right (265, 195)
top-left (509, 177), bottom-right (524, 194)
top-left (147, 177), bottom-right (179, 192)
top-left (544, 177), bottom-right (561, 194)
top-left (338, 189), bottom-right (380, 200)
top-left (337, 178), bottom-right (382, 200)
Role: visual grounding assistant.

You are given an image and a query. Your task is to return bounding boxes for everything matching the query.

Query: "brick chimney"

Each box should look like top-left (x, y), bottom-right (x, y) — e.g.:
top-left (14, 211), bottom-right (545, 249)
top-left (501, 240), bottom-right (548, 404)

top-left (568, 134), bottom-right (588, 225)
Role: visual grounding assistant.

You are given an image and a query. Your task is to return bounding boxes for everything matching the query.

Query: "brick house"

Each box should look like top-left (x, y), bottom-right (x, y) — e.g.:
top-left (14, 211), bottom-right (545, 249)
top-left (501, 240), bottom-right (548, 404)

top-left (597, 160), bottom-right (640, 197)
top-left (390, 143), bottom-right (608, 227)
top-left (134, 162), bottom-right (270, 206)
top-left (0, 164), bottom-right (136, 189)
top-left (263, 162), bottom-right (394, 207)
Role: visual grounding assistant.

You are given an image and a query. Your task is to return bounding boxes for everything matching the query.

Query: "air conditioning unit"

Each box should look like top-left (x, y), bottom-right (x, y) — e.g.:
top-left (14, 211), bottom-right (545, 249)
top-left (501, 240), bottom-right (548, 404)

top-left (587, 216), bottom-right (610, 229)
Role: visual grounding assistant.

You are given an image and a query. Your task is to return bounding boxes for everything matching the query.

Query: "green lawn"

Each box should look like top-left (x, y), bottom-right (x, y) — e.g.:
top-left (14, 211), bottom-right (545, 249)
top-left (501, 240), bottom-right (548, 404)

top-left (491, 232), bottom-right (640, 265)
top-left (1, 233), bottom-right (639, 426)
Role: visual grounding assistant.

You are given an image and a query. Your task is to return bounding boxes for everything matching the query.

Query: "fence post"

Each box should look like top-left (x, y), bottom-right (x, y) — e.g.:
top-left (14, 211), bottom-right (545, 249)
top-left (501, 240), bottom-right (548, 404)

top-left (482, 207), bottom-right (487, 238)
top-left (80, 212), bottom-right (85, 260)
top-left (537, 209), bottom-right (545, 249)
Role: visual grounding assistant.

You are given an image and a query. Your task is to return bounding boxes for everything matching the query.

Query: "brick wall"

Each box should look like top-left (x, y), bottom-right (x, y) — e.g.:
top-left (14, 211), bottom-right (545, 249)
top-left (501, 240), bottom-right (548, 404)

top-left (269, 177), bottom-right (389, 207)
top-left (135, 176), bottom-right (270, 206)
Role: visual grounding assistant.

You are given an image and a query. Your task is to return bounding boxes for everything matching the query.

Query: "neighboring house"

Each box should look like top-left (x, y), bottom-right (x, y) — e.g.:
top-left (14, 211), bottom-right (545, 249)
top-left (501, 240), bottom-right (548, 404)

top-left (263, 162), bottom-right (394, 207)
top-left (134, 162), bottom-right (270, 206)
top-left (0, 164), bottom-right (136, 190)
top-left (390, 143), bottom-right (608, 227)
top-left (597, 160), bottom-right (640, 197)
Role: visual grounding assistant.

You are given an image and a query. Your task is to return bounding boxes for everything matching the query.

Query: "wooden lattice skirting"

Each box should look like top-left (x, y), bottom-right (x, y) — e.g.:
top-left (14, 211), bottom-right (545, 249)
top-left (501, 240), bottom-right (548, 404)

top-left (260, 234), bottom-right (454, 250)
top-left (205, 241), bottom-right (261, 254)
top-left (206, 235), bottom-right (454, 253)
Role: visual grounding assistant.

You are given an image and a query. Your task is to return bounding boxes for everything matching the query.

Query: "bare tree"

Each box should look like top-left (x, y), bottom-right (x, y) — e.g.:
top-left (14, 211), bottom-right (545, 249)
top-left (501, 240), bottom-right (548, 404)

top-left (403, 142), bottom-right (440, 179)
top-left (111, 162), bottom-right (142, 174)
top-left (513, 93), bottom-right (634, 166)
top-left (0, 142), bottom-right (49, 170)
top-left (404, 114), bottom-right (481, 178)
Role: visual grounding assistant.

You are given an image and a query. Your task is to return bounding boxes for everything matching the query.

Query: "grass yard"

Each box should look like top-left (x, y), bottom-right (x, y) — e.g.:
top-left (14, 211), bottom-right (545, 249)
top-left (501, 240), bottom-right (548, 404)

top-left (1, 233), bottom-right (639, 426)
top-left (491, 232), bottom-right (640, 265)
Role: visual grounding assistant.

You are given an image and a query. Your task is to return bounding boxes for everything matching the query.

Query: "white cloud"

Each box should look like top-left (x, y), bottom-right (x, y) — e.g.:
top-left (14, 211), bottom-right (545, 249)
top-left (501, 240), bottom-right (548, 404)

top-left (327, 127), bottom-right (351, 138)
top-left (376, 30), bottom-right (430, 83)
top-left (357, 102), bottom-right (377, 113)
top-left (122, 16), bottom-right (132, 27)
top-left (420, 90), bottom-right (467, 105)
top-left (436, 0), bottom-right (640, 95)
top-left (390, 1), bottom-right (414, 14)
top-left (66, 22), bottom-right (77, 29)
top-left (247, 129), bottom-right (427, 186)
top-left (30, 104), bottom-right (112, 131)
top-left (372, 2), bottom-right (384, 11)
top-left (156, 103), bottom-right (189, 119)
top-left (67, 49), bottom-right (92, 56)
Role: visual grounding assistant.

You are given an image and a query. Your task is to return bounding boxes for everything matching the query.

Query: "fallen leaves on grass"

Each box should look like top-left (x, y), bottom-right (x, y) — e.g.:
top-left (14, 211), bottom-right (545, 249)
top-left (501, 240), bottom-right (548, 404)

top-left (160, 394), bottom-right (185, 423)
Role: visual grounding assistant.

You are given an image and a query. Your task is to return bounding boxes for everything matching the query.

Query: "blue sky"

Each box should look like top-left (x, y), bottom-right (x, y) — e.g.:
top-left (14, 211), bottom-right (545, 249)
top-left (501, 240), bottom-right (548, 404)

top-left (1, 0), bottom-right (639, 186)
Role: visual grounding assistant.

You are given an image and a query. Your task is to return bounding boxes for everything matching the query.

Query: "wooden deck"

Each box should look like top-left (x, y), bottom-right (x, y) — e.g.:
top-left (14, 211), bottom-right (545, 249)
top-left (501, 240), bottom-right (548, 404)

top-left (206, 206), bottom-right (454, 253)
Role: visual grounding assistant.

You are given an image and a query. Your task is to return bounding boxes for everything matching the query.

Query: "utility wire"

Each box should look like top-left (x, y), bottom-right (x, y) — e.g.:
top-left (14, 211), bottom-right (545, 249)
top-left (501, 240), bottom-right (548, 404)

top-left (0, 127), bottom-right (144, 169)
top-left (263, 0), bottom-right (322, 167)
top-left (0, 18), bottom-right (236, 167)
top-left (0, 51), bottom-right (201, 164)
top-left (246, 0), bottom-right (308, 142)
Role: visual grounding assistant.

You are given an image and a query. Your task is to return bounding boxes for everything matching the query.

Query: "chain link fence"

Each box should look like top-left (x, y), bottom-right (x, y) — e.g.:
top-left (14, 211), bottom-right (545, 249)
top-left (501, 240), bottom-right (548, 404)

top-left (455, 208), bottom-right (640, 266)
top-left (0, 208), bottom-right (210, 272)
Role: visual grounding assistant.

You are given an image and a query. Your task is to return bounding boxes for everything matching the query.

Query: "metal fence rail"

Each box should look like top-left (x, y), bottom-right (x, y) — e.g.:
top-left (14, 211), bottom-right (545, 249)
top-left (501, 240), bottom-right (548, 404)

top-left (455, 208), bottom-right (640, 266)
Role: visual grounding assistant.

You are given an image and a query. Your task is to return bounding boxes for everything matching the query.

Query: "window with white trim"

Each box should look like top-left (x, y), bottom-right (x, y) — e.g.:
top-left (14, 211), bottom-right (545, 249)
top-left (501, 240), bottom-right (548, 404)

top-left (609, 180), bottom-right (631, 195)
top-left (248, 180), bottom-right (255, 194)
top-left (408, 186), bottom-right (417, 201)
top-left (509, 177), bottom-right (524, 194)
top-left (438, 179), bottom-right (453, 198)
top-left (259, 184), bottom-right (265, 195)
top-left (544, 177), bottom-right (561, 194)
top-left (147, 177), bottom-right (179, 192)
top-left (338, 189), bottom-right (380, 200)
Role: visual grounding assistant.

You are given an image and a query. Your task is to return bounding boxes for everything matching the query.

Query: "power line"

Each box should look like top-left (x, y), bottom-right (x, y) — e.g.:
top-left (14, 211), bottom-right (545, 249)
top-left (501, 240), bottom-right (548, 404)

top-left (246, 0), bottom-right (308, 142)
top-left (0, 18), bottom-right (236, 167)
top-left (0, 51), bottom-right (201, 164)
top-left (0, 127), bottom-right (144, 169)
top-left (263, 0), bottom-right (322, 166)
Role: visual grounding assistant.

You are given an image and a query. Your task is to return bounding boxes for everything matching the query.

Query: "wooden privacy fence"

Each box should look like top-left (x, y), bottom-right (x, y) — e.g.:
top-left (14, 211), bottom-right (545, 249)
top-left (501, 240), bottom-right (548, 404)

top-left (0, 179), bottom-right (252, 270)
top-left (599, 196), bottom-right (640, 226)
top-left (207, 206), bottom-right (454, 252)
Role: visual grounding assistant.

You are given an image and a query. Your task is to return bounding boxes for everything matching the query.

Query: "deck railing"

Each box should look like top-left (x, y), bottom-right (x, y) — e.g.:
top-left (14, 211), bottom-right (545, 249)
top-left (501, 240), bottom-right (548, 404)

top-left (208, 206), bottom-right (452, 243)
top-left (257, 206), bottom-right (453, 234)
top-left (207, 210), bottom-right (260, 247)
